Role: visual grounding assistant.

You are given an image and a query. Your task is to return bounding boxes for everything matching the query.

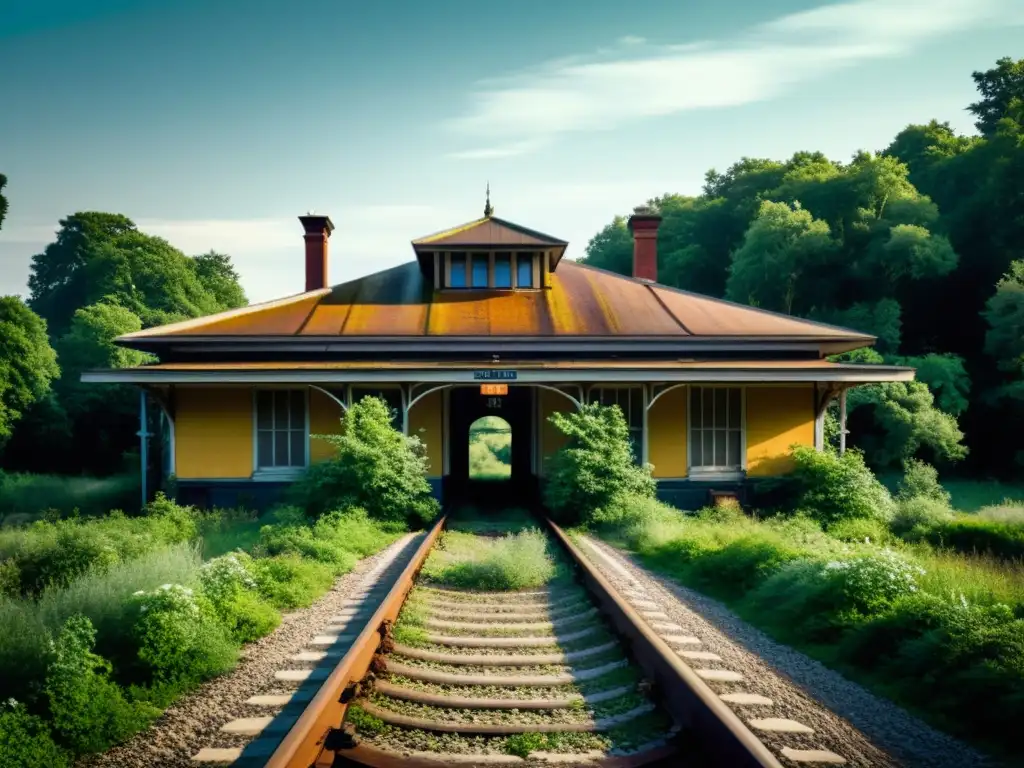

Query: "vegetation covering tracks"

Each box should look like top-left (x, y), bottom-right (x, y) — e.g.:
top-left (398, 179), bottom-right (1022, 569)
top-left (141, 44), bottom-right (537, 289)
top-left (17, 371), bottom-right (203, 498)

top-left (342, 510), bottom-right (676, 763)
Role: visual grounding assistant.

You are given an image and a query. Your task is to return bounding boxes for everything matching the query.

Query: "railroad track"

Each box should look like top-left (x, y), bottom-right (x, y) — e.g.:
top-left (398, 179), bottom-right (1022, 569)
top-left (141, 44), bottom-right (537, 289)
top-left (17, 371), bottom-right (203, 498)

top-left (192, 512), bottom-right (844, 767)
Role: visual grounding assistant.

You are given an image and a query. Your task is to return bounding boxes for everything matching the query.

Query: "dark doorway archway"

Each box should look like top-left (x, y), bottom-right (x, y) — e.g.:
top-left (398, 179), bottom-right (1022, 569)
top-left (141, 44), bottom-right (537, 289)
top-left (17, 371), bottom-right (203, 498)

top-left (446, 385), bottom-right (535, 508)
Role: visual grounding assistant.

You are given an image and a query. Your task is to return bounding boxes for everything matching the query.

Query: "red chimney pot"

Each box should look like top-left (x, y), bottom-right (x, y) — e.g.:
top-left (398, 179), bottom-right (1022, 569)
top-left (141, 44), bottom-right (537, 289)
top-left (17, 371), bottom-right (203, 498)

top-left (627, 207), bottom-right (662, 283)
top-left (298, 214), bottom-right (335, 291)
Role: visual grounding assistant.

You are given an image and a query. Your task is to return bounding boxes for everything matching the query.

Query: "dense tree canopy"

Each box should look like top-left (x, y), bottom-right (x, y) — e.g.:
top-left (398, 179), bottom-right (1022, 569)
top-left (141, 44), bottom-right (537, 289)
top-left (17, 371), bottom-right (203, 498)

top-left (2, 210), bottom-right (248, 474)
top-left (0, 297), bottom-right (59, 442)
top-left (583, 57), bottom-right (1024, 474)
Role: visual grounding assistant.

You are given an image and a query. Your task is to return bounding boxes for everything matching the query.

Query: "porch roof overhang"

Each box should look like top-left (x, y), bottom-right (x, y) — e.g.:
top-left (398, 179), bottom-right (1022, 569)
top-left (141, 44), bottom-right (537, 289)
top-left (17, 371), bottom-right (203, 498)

top-left (81, 360), bottom-right (914, 385)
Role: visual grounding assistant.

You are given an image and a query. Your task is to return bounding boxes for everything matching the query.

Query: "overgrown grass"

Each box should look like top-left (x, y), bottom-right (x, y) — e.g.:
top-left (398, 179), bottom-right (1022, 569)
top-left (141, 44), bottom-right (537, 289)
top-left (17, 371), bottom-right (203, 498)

top-left (0, 472), bottom-right (139, 523)
top-left (196, 508), bottom-right (264, 560)
top-left (0, 500), bottom-right (403, 763)
top-left (0, 541), bottom-right (203, 707)
top-left (468, 430), bottom-right (511, 481)
top-left (589, 494), bottom-right (1024, 760)
top-left (421, 528), bottom-right (563, 591)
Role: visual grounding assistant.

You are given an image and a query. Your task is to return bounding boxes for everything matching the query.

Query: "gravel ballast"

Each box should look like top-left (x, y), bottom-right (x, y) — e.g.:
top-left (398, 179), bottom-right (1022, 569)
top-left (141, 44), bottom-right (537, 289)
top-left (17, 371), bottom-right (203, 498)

top-left (77, 533), bottom-right (421, 768)
top-left (578, 535), bottom-right (994, 768)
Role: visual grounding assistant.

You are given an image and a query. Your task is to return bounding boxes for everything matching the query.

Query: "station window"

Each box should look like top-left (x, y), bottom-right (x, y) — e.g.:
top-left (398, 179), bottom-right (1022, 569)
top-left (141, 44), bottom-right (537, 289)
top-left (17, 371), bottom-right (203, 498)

top-left (494, 253), bottom-right (512, 288)
top-left (256, 389), bottom-right (307, 469)
top-left (442, 252), bottom-right (539, 290)
top-left (471, 254), bottom-right (489, 288)
top-left (449, 255), bottom-right (467, 288)
top-left (689, 387), bottom-right (743, 473)
top-left (591, 387), bottom-right (644, 464)
top-left (516, 254), bottom-right (534, 288)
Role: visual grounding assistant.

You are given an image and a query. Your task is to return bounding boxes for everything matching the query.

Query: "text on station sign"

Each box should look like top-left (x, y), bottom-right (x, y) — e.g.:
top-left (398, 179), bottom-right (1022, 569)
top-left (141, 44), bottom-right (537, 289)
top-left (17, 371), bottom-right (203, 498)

top-left (480, 384), bottom-right (508, 396)
top-left (473, 370), bottom-right (518, 380)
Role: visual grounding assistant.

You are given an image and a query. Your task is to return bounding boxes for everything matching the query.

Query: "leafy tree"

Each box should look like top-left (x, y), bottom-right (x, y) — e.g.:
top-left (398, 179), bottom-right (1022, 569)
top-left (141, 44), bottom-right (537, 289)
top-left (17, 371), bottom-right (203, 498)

top-left (27, 213), bottom-right (136, 337)
top-left (811, 299), bottom-right (902, 353)
top-left (968, 56), bottom-right (1024, 138)
top-left (543, 402), bottom-right (656, 524)
top-left (983, 259), bottom-right (1024, 379)
top-left (889, 353), bottom-right (971, 416)
top-left (845, 381), bottom-right (967, 469)
top-left (294, 395), bottom-right (439, 527)
top-left (56, 302), bottom-right (152, 415)
top-left (0, 297), bottom-right (59, 442)
top-left (192, 251), bottom-right (247, 309)
top-left (726, 200), bottom-right (837, 315)
top-left (27, 213), bottom-right (246, 337)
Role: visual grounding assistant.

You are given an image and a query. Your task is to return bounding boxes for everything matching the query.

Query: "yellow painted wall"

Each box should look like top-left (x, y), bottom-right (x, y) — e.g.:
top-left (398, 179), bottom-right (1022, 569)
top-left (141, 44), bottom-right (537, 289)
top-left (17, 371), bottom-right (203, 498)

top-left (309, 388), bottom-right (345, 463)
top-left (538, 388), bottom-right (575, 474)
top-left (409, 389), bottom-right (443, 478)
top-left (648, 386), bottom-right (687, 478)
top-left (175, 387), bottom-right (253, 479)
top-left (745, 386), bottom-right (815, 477)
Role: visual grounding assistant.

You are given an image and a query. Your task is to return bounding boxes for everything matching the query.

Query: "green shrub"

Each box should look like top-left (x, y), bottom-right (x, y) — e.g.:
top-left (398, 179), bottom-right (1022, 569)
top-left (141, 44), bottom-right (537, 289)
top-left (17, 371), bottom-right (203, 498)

top-left (291, 396), bottom-right (439, 527)
top-left (839, 594), bottom-right (1024, 741)
top-left (423, 529), bottom-right (559, 591)
top-left (822, 550), bottom-right (926, 616)
top-left (826, 516), bottom-right (892, 544)
top-left (45, 615), bottom-right (158, 754)
top-left (198, 554), bottom-right (280, 643)
top-left (891, 496), bottom-right (955, 536)
top-left (896, 459), bottom-right (951, 505)
top-left (0, 701), bottom-right (68, 768)
top-left (790, 445), bottom-right (896, 526)
top-left (920, 516), bottom-right (1024, 560)
top-left (246, 554), bottom-right (335, 609)
top-left (0, 493), bottom-right (197, 598)
top-left (257, 524), bottom-right (357, 570)
top-left (590, 494), bottom-right (678, 528)
top-left (543, 403), bottom-right (656, 525)
top-left (129, 584), bottom-right (237, 686)
top-left (0, 542), bottom-right (202, 706)
top-left (254, 507), bottom-right (398, 578)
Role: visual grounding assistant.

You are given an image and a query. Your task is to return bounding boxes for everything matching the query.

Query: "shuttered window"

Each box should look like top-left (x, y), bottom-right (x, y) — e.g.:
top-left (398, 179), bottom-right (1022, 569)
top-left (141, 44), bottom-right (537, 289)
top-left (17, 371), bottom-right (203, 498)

top-left (256, 390), bottom-right (307, 469)
top-left (591, 387), bottom-right (644, 464)
top-left (689, 387), bottom-right (743, 471)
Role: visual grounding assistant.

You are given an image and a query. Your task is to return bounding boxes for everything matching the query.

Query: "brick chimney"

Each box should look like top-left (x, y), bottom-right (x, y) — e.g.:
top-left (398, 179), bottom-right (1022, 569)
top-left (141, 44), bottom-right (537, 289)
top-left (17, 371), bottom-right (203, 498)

top-left (298, 213), bottom-right (335, 291)
top-left (627, 206), bottom-right (662, 283)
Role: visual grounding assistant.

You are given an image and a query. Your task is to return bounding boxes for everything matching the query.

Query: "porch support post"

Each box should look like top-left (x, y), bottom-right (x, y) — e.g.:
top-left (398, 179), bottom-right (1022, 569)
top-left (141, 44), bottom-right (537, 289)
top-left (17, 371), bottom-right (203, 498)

top-left (839, 387), bottom-right (848, 456)
top-left (641, 384), bottom-right (649, 465)
top-left (136, 388), bottom-right (150, 509)
top-left (400, 384), bottom-right (409, 435)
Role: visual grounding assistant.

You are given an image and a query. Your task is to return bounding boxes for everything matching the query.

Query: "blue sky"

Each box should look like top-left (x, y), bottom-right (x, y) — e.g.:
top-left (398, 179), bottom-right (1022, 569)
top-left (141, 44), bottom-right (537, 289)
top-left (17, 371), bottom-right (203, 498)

top-left (1, 0), bottom-right (1022, 304)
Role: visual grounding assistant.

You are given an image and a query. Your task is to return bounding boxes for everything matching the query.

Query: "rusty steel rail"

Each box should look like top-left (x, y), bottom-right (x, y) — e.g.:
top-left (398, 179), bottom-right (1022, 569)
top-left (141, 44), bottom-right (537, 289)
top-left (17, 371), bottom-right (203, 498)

top-left (264, 515), bottom-right (446, 768)
top-left (546, 519), bottom-right (784, 768)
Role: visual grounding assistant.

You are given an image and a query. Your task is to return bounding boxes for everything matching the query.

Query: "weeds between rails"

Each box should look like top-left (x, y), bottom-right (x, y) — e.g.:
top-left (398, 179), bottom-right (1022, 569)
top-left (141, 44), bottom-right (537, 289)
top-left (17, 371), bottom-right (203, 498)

top-left (339, 508), bottom-right (677, 764)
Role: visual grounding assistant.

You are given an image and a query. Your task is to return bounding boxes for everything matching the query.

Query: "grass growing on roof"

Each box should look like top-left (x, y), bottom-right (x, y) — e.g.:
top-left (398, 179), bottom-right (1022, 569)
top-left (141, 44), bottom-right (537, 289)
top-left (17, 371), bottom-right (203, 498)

top-left (420, 528), bottom-right (564, 591)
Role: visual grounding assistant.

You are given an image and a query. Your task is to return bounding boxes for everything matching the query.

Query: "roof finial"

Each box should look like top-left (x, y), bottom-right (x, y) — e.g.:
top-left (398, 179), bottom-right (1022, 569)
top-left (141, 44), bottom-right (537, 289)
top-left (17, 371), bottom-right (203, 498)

top-left (484, 182), bottom-right (494, 217)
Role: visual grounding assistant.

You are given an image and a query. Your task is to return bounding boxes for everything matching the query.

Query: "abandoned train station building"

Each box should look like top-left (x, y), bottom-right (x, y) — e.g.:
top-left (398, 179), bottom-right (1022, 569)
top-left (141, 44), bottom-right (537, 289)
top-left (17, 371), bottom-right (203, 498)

top-left (84, 201), bottom-right (914, 510)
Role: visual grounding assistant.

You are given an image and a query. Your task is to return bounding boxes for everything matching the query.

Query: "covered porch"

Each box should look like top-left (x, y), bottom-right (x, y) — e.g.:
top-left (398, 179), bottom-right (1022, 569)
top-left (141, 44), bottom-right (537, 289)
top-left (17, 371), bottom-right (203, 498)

top-left (84, 360), bottom-right (913, 511)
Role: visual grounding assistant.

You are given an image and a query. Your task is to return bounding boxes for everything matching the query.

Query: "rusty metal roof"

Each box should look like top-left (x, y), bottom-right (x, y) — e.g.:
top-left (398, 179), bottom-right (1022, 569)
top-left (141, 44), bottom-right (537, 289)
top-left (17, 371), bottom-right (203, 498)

top-left (118, 260), bottom-right (872, 349)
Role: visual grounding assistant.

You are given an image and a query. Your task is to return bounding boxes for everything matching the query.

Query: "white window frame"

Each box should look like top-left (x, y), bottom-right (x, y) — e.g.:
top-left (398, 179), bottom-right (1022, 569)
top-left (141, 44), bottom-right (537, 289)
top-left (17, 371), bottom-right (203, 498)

top-left (590, 385), bottom-right (645, 465)
top-left (442, 251), bottom-right (539, 290)
top-left (687, 385), bottom-right (746, 480)
top-left (252, 387), bottom-right (310, 479)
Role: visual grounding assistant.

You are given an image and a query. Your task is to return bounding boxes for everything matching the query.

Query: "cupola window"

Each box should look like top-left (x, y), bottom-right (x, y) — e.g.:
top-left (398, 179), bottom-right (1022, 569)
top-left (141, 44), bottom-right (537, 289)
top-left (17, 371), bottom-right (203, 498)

top-left (441, 251), bottom-right (540, 290)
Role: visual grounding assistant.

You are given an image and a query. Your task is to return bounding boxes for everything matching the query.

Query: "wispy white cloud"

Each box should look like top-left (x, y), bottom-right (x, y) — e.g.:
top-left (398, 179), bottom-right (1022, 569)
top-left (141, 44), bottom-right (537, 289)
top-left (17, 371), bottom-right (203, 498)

top-left (447, 0), bottom-right (1020, 159)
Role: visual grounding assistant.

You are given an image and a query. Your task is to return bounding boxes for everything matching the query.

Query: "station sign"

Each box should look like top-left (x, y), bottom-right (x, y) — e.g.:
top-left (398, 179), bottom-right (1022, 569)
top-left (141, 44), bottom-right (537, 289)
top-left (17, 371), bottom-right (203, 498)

top-left (473, 370), bottom-right (518, 381)
top-left (480, 384), bottom-right (508, 396)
